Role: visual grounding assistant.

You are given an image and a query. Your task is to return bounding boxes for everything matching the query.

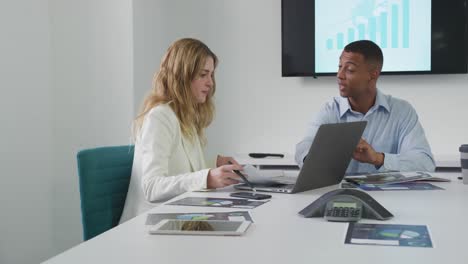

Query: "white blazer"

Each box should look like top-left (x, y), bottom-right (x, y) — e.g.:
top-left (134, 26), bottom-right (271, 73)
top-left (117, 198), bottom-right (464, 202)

top-left (120, 104), bottom-right (210, 223)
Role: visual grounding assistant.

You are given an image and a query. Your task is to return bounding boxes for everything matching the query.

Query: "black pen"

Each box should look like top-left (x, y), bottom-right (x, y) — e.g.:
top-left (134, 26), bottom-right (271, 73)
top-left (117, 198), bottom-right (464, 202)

top-left (228, 161), bottom-right (257, 192)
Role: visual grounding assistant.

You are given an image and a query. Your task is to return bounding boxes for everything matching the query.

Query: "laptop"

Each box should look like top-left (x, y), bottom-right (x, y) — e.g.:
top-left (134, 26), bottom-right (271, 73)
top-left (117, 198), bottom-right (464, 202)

top-left (235, 121), bottom-right (367, 194)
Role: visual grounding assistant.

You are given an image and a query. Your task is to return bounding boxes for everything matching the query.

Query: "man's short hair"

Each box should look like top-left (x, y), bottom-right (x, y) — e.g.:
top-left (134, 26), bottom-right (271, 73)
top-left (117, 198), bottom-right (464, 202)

top-left (344, 40), bottom-right (383, 71)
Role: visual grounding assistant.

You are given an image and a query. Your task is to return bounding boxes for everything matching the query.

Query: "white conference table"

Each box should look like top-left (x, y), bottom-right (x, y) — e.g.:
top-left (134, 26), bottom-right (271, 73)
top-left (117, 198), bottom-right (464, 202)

top-left (44, 172), bottom-right (468, 264)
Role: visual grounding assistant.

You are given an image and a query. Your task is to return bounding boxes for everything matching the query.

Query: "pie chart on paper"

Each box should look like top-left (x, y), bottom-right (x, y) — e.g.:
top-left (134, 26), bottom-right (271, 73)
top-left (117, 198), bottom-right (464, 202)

top-left (400, 230), bottom-right (420, 239)
top-left (378, 229), bottom-right (420, 239)
top-left (205, 200), bottom-right (233, 206)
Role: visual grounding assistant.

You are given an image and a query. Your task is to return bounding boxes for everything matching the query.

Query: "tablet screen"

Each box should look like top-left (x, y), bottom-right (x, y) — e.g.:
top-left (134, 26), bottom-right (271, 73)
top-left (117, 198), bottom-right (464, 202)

top-left (159, 220), bottom-right (243, 232)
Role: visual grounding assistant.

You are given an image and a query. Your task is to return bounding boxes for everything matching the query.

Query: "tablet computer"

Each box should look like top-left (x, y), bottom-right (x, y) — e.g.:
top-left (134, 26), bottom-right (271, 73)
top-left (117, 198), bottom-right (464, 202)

top-left (148, 219), bottom-right (251, 236)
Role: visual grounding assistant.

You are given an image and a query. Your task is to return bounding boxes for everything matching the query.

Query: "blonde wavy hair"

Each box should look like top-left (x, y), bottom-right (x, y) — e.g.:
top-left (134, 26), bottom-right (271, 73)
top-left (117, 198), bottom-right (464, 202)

top-left (134, 38), bottom-right (218, 143)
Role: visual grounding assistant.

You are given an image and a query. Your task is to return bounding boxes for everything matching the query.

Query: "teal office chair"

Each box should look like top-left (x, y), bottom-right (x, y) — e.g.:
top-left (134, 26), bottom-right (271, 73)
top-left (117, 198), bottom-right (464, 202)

top-left (77, 145), bottom-right (134, 241)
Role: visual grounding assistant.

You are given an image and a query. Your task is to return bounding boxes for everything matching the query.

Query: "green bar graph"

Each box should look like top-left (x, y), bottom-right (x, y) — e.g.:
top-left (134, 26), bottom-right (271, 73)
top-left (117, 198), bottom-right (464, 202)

top-left (369, 17), bottom-right (377, 42)
top-left (326, 0), bottom-right (410, 50)
top-left (358, 24), bottom-right (365, 39)
top-left (380, 12), bottom-right (388, 48)
top-left (348, 28), bottom-right (355, 43)
top-left (327, 39), bottom-right (333, 50)
top-left (392, 4), bottom-right (399, 48)
top-left (337, 33), bottom-right (344, 49)
top-left (403, 0), bottom-right (409, 48)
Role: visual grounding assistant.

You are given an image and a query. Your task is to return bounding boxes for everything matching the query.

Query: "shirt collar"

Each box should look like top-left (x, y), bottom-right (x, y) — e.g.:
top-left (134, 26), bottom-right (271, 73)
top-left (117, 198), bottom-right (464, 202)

top-left (338, 89), bottom-right (390, 118)
top-left (338, 97), bottom-right (352, 117)
top-left (375, 89), bottom-right (390, 112)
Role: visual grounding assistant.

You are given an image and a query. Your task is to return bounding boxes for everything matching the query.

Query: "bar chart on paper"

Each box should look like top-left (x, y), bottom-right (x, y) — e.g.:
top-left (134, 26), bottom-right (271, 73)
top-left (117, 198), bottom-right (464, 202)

top-left (315, 0), bottom-right (431, 73)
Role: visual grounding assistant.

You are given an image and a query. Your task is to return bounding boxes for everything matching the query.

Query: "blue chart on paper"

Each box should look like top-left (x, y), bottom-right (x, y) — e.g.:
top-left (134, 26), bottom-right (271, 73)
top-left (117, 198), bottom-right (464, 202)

top-left (345, 223), bottom-right (433, 248)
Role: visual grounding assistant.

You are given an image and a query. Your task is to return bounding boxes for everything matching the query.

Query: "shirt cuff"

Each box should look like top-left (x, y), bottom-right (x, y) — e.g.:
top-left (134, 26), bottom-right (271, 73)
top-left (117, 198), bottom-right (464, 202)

top-left (198, 168), bottom-right (210, 189)
top-left (378, 153), bottom-right (399, 172)
top-left (185, 168), bottom-right (211, 191)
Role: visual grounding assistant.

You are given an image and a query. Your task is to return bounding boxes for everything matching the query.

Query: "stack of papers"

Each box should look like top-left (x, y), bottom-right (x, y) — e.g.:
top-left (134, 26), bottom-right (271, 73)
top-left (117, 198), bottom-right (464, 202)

top-left (241, 164), bottom-right (297, 185)
top-left (145, 211), bottom-right (253, 225)
top-left (167, 197), bottom-right (268, 209)
top-left (357, 182), bottom-right (444, 191)
top-left (345, 171), bottom-right (450, 185)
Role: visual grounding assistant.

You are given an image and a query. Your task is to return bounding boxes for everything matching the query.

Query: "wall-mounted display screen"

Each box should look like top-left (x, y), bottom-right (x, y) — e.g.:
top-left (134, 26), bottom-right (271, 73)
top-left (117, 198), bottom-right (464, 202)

top-left (282, 0), bottom-right (468, 76)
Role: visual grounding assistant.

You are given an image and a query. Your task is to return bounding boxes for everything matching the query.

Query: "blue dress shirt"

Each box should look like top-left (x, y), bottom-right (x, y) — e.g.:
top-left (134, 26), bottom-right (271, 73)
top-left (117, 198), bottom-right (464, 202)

top-left (295, 90), bottom-right (436, 173)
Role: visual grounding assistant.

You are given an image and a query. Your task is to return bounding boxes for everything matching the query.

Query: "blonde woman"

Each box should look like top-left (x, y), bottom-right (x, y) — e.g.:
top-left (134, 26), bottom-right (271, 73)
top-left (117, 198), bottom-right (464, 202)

top-left (120, 38), bottom-right (241, 223)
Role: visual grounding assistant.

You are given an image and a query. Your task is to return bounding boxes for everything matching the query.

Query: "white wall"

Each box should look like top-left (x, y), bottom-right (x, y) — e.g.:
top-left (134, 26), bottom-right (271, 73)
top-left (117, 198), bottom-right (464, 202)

top-left (0, 1), bottom-right (54, 263)
top-left (133, 0), bottom-right (468, 163)
top-left (49, 0), bottom-right (134, 255)
top-left (1, 1), bottom-right (133, 263)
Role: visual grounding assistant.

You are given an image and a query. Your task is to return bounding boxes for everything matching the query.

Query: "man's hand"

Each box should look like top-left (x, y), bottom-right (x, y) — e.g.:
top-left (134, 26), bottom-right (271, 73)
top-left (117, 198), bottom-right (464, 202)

top-left (353, 138), bottom-right (384, 167)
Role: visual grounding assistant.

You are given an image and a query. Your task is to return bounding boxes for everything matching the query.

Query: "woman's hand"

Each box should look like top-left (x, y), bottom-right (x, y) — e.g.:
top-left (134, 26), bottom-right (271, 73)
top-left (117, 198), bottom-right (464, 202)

top-left (207, 164), bottom-right (242, 189)
top-left (216, 155), bottom-right (241, 167)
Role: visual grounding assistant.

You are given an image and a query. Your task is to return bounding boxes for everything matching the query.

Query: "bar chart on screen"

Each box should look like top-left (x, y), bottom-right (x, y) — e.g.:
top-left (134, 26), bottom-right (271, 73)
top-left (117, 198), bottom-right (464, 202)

top-left (315, 0), bottom-right (431, 72)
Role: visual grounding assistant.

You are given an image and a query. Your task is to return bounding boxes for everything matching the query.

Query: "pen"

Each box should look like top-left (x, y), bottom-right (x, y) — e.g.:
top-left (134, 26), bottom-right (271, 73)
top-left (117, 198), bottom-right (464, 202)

top-left (228, 161), bottom-right (257, 192)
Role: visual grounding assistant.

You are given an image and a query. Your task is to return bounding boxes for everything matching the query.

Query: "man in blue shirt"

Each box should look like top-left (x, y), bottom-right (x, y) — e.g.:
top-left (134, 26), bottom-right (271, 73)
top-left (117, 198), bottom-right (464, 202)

top-left (295, 40), bottom-right (435, 173)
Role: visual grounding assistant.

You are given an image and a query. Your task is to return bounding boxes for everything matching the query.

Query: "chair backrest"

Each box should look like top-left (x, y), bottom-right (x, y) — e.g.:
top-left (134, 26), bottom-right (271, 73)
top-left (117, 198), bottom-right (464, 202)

top-left (77, 145), bottom-right (134, 241)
